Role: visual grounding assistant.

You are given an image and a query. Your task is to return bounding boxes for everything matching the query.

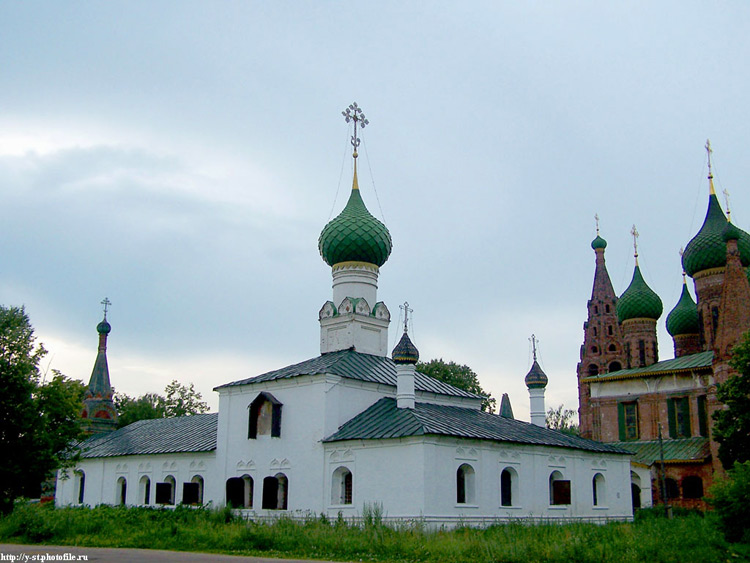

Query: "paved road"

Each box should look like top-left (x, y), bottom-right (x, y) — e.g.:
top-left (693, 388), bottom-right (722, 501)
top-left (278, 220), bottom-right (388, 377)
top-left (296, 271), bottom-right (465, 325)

top-left (0, 544), bottom-right (349, 563)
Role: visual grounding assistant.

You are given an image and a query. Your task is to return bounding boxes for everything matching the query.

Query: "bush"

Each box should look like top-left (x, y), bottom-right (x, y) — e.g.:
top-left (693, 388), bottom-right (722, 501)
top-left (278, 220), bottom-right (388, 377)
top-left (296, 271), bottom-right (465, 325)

top-left (708, 460), bottom-right (750, 543)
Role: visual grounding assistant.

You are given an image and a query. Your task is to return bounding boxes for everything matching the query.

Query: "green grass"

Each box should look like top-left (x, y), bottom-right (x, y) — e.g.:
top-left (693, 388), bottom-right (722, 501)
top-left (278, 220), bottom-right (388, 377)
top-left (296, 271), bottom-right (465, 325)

top-left (0, 503), bottom-right (742, 562)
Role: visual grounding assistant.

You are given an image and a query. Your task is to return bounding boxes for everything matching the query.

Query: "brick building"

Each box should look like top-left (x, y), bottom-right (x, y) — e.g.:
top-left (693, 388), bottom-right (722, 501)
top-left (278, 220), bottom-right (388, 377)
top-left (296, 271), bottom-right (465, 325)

top-left (577, 149), bottom-right (750, 511)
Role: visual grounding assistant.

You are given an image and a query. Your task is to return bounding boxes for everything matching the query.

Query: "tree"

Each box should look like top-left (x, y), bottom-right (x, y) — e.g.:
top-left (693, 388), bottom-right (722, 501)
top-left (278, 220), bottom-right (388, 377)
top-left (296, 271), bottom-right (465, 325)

top-left (0, 306), bottom-right (84, 513)
top-left (713, 332), bottom-right (750, 469)
top-left (415, 359), bottom-right (496, 412)
top-left (115, 380), bottom-right (209, 427)
top-left (546, 404), bottom-right (579, 435)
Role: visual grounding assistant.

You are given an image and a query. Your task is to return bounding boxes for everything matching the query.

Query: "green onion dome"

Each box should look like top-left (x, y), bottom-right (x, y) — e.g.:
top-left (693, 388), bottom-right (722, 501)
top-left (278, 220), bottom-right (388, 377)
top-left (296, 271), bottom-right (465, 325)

top-left (524, 360), bottom-right (548, 389)
top-left (682, 194), bottom-right (750, 276)
top-left (318, 170), bottom-right (392, 268)
top-left (617, 265), bottom-right (663, 322)
top-left (97, 320), bottom-right (111, 334)
top-left (666, 282), bottom-right (699, 336)
top-left (591, 235), bottom-right (607, 250)
top-left (392, 331), bottom-right (419, 364)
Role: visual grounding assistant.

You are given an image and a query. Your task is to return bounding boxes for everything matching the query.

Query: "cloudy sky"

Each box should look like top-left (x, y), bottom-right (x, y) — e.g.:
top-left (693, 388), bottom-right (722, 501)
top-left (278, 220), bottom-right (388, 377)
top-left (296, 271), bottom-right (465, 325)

top-left (2, 2), bottom-right (749, 420)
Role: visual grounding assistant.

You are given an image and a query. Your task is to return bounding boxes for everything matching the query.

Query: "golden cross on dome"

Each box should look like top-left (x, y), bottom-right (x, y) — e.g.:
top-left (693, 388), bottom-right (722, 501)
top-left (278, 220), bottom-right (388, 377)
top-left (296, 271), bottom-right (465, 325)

top-left (631, 224), bottom-right (639, 264)
top-left (529, 334), bottom-right (538, 362)
top-left (594, 213), bottom-right (600, 235)
top-left (679, 247), bottom-right (686, 279)
top-left (706, 139), bottom-right (713, 178)
top-left (101, 297), bottom-right (111, 320)
top-left (342, 102), bottom-right (369, 159)
top-left (400, 302), bottom-right (413, 333)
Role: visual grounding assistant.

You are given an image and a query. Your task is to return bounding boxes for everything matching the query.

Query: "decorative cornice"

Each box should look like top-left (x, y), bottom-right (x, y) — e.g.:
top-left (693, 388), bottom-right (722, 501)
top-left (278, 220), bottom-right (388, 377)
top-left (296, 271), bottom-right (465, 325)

top-left (693, 266), bottom-right (725, 280)
top-left (332, 261), bottom-right (379, 273)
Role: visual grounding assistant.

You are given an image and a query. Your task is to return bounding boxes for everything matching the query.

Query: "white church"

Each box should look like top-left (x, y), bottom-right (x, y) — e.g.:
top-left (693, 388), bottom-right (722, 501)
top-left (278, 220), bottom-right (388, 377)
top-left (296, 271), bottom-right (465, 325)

top-left (56, 106), bottom-right (634, 525)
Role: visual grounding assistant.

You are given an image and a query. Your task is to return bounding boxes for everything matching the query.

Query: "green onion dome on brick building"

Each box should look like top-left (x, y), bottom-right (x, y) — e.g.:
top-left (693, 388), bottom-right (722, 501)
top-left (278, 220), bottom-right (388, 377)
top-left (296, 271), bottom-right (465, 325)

top-left (318, 164), bottom-right (392, 268)
top-left (682, 185), bottom-right (750, 277)
top-left (617, 264), bottom-right (663, 322)
top-left (666, 278), bottom-right (700, 336)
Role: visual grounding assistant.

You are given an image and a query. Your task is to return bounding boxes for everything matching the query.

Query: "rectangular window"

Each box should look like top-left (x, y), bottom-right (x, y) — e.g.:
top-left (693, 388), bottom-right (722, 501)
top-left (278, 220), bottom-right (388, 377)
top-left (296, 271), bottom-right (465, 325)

top-left (182, 483), bottom-right (200, 505)
top-left (552, 480), bottom-right (571, 505)
top-left (638, 340), bottom-right (646, 367)
top-left (618, 401), bottom-right (639, 441)
top-left (155, 483), bottom-right (173, 505)
top-left (697, 395), bottom-right (708, 437)
top-left (667, 397), bottom-right (691, 438)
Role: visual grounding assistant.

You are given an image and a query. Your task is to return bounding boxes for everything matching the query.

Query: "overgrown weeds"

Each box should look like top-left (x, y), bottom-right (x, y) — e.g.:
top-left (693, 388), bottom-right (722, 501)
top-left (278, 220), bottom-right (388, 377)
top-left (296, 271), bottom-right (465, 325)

top-left (0, 502), bottom-right (740, 562)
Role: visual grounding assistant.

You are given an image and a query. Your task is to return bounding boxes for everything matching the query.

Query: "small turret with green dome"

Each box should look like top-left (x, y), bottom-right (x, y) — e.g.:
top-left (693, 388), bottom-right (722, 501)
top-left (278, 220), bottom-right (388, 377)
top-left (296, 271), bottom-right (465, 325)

top-left (591, 214), bottom-right (607, 250)
top-left (682, 141), bottom-right (750, 276)
top-left (666, 274), bottom-right (700, 336)
top-left (617, 226), bottom-right (663, 322)
top-left (319, 103), bottom-right (392, 268)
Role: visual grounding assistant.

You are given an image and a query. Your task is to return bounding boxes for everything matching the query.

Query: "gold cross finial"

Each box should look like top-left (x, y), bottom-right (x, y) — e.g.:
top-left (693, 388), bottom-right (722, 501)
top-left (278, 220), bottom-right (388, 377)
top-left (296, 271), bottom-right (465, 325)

top-left (594, 213), bottom-right (600, 235)
top-left (400, 302), bottom-right (413, 334)
top-left (101, 297), bottom-right (111, 320)
top-left (706, 139), bottom-right (716, 195)
top-left (631, 224), bottom-right (639, 265)
top-left (679, 247), bottom-right (686, 280)
top-left (529, 334), bottom-right (538, 362)
top-left (723, 188), bottom-right (732, 223)
top-left (342, 102), bottom-right (369, 160)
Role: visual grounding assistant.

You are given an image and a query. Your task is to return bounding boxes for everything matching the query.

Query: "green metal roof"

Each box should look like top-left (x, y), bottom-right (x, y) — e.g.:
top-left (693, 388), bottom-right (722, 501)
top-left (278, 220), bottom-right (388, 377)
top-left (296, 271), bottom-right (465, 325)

top-left (617, 265), bottom-right (663, 322)
top-left (682, 194), bottom-right (750, 276)
top-left (78, 413), bottom-right (217, 458)
top-left (318, 181), bottom-right (392, 268)
top-left (666, 282), bottom-right (700, 336)
top-left (215, 349), bottom-right (481, 399)
top-left (609, 437), bottom-right (710, 465)
top-left (325, 397), bottom-right (631, 455)
top-left (591, 235), bottom-right (607, 250)
top-left (584, 350), bottom-right (713, 381)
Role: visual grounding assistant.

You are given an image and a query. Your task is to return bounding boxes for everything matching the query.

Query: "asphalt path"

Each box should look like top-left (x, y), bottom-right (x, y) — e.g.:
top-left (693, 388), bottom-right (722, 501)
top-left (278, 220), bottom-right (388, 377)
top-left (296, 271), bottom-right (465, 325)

top-left (0, 544), bottom-right (350, 563)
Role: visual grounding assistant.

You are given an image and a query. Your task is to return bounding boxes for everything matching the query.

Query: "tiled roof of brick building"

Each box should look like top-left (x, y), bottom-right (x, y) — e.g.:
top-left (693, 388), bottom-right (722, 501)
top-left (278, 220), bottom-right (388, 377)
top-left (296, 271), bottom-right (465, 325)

top-left (215, 349), bottom-right (481, 399)
top-left (610, 437), bottom-right (711, 465)
top-left (583, 350), bottom-right (713, 382)
top-left (78, 413), bottom-right (217, 458)
top-left (324, 397), bottom-right (632, 455)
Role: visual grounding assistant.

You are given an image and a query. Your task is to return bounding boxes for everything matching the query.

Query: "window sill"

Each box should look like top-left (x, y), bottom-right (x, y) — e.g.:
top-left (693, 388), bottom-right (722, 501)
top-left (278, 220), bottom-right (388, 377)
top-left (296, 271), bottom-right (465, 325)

top-left (330, 504), bottom-right (355, 509)
top-left (498, 505), bottom-right (523, 510)
top-left (454, 504), bottom-right (479, 509)
top-left (548, 505), bottom-right (569, 510)
top-left (592, 506), bottom-right (609, 510)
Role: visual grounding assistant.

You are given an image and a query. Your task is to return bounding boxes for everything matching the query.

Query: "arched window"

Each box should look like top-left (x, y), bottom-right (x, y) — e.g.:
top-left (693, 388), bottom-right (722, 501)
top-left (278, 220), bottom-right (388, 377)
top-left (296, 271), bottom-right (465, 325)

top-left (665, 478), bottom-right (679, 500)
top-left (248, 392), bottom-right (283, 439)
top-left (592, 473), bottom-right (606, 506)
top-left (226, 475), bottom-right (253, 508)
top-left (262, 473), bottom-right (288, 510)
top-left (682, 476), bottom-right (703, 499)
top-left (588, 364), bottom-right (599, 377)
top-left (631, 471), bottom-right (641, 510)
top-left (456, 464), bottom-right (475, 504)
top-left (183, 475), bottom-right (204, 505)
top-left (139, 476), bottom-right (151, 505)
top-left (331, 466), bottom-right (353, 505)
top-left (594, 305), bottom-right (599, 314)
top-left (608, 325), bottom-right (613, 335)
top-left (605, 304), bottom-right (610, 313)
top-left (591, 346), bottom-right (599, 354)
top-left (500, 467), bottom-right (518, 507)
top-left (608, 344), bottom-right (617, 352)
top-left (116, 477), bottom-right (127, 506)
top-left (592, 327), bottom-right (597, 336)
top-left (156, 475), bottom-right (176, 505)
top-left (608, 361), bottom-right (621, 372)
top-left (75, 471), bottom-right (86, 505)
top-left (549, 471), bottom-right (570, 505)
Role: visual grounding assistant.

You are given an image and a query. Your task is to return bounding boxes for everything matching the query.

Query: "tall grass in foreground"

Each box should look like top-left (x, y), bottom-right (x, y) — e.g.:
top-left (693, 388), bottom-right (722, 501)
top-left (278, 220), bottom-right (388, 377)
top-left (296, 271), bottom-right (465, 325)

top-left (0, 503), bottom-right (740, 563)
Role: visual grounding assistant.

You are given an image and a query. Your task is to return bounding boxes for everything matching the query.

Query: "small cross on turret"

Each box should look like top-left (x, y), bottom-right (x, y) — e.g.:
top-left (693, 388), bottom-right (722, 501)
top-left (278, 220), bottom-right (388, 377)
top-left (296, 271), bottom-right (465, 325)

top-left (400, 301), bottom-right (413, 334)
top-left (101, 297), bottom-right (111, 320)
top-left (631, 224), bottom-right (640, 265)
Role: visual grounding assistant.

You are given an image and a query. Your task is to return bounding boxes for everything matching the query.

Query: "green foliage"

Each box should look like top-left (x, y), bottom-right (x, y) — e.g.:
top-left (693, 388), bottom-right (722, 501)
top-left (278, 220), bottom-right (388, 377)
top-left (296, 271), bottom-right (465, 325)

top-left (416, 358), bottom-right (496, 413)
top-left (115, 380), bottom-right (209, 428)
top-left (713, 332), bottom-right (750, 469)
top-left (0, 306), bottom-right (85, 514)
top-left (546, 404), bottom-right (579, 435)
top-left (0, 503), bottom-right (736, 562)
top-left (708, 461), bottom-right (750, 544)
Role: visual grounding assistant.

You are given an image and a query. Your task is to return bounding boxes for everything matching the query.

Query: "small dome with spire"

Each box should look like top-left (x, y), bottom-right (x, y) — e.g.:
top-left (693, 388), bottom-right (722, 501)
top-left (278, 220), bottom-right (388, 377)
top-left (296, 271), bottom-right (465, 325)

top-left (666, 280), bottom-right (699, 336)
top-left (97, 319), bottom-right (111, 334)
top-left (617, 265), bottom-right (663, 322)
top-left (591, 235), bottom-right (607, 250)
top-left (525, 360), bottom-right (548, 389)
top-left (392, 331), bottom-right (419, 364)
